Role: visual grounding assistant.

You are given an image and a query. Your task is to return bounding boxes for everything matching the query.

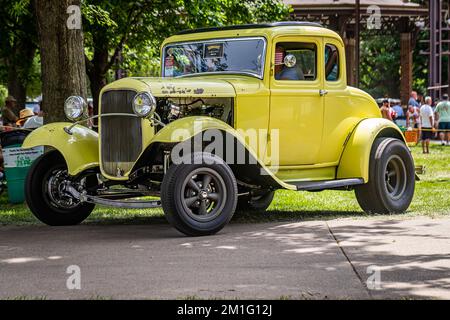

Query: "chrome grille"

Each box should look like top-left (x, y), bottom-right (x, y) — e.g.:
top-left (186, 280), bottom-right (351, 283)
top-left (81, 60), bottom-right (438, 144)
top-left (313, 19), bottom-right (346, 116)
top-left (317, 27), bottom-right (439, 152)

top-left (101, 90), bottom-right (142, 177)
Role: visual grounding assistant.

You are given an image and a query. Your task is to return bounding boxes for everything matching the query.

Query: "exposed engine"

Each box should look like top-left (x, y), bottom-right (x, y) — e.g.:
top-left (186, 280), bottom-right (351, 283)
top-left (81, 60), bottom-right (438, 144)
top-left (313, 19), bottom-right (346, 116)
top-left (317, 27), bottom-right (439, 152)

top-left (156, 97), bottom-right (233, 126)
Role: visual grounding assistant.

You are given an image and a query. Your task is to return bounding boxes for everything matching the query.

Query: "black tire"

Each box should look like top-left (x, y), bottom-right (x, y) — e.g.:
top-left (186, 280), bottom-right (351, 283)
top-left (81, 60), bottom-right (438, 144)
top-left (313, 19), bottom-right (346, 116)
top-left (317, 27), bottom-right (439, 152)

top-left (236, 190), bottom-right (275, 213)
top-left (161, 153), bottom-right (238, 236)
top-left (25, 151), bottom-right (95, 226)
top-left (355, 138), bottom-right (415, 214)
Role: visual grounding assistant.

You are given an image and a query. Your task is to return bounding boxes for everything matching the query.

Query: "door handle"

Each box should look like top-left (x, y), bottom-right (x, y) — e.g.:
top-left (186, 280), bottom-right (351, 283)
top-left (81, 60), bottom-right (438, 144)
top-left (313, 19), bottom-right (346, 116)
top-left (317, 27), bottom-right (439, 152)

top-left (319, 89), bottom-right (328, 96)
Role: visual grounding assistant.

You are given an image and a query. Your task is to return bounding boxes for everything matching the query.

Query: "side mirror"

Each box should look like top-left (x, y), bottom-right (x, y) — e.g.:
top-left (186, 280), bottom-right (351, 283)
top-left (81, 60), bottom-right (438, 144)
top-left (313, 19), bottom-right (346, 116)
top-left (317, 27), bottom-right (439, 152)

top-left (284, 54), bottom-right (297, 68)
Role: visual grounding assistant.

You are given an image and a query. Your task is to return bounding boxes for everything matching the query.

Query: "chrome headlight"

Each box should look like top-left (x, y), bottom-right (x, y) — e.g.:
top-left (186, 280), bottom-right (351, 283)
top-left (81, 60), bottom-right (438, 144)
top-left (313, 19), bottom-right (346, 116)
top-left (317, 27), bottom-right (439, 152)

top-left (64, 96), bottom-right (86, 121)
top-left (132, 92), bottom-right (156, 118)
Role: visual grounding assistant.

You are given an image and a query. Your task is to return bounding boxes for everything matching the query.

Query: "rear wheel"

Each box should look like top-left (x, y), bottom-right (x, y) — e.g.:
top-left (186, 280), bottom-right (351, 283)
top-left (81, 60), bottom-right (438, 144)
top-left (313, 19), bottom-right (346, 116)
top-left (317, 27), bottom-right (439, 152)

top-left (25, 151), bottom-right (95, 226)
top-left (355, 138), bottom-right (415, 214)
top-left (161, 153), bottom-right (237, 236)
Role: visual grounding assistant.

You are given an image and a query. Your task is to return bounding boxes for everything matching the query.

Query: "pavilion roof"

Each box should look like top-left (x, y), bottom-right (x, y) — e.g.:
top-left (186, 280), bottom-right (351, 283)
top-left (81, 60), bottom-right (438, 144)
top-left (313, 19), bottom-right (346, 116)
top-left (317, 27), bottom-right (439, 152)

top-left (285, 0), bottom-right (427, 17)
top-left (285, 0), bottom-right (420, 7)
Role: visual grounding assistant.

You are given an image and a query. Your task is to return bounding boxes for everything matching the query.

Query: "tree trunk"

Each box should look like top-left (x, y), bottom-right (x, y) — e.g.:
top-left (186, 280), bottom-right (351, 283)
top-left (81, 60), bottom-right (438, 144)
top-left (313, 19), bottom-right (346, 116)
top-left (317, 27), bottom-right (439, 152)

top-left (7, 40), bottom-right (37, 113)
top-left (90, 73), bottom-right (106, 120)
top-left (7, 65), bottom-right (27, 115)
top-left (34, 0), bottom-right (87, 124)
top-left (87, 42), bottom-right (110, 118)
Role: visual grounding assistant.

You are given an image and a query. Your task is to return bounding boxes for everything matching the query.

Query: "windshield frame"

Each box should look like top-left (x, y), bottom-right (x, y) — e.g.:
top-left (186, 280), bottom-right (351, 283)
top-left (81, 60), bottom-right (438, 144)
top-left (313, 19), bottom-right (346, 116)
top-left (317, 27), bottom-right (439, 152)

top-left (161, 36), bottom-right (268, 80)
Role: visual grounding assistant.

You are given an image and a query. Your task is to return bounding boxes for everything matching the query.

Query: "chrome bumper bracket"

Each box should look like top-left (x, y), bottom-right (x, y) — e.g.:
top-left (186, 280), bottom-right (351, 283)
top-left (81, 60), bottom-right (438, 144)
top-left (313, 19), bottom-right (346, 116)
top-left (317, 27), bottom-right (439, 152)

top-left (66, 185), bottom-right (161, 209)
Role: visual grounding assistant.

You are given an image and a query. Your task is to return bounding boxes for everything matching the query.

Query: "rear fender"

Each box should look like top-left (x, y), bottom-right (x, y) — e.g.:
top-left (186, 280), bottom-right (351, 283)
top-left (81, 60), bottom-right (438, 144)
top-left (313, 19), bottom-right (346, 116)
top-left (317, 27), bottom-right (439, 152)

top-left (337, 118), bottom-right (406, 182)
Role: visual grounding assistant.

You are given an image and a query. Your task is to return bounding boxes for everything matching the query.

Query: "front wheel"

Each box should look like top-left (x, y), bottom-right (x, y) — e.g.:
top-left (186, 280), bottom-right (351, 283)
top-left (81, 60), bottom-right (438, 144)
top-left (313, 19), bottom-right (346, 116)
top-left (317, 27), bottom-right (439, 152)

top-left (161, 153), bottom-right (238, 236)
top-left (25, 151), bottom-right (95, 226)
top-left (355, 138), bottom-right (415, 214)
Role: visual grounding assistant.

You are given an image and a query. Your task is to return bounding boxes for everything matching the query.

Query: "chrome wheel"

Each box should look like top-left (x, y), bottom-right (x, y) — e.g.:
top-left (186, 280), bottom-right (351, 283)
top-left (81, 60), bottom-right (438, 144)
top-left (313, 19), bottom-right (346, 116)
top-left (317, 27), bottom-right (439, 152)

top-left (384, 155), bottom-right (407, 200)
top-left (181, 168), bottom-right (226, 222)
top-left (45, 169), bottom-right (80, 210)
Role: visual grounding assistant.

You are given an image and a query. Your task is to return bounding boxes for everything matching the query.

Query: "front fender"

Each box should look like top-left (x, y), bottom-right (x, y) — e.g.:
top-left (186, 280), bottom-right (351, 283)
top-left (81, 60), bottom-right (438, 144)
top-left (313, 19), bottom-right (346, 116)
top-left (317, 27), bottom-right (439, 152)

top-left (151, 116), bottom-right (235, 144)
top-left (22, 123), bottom-right (99, 176)
top-left (337, 118), bottom-right (406, 182)
top-left (146, 116), bottom-right (295, 190)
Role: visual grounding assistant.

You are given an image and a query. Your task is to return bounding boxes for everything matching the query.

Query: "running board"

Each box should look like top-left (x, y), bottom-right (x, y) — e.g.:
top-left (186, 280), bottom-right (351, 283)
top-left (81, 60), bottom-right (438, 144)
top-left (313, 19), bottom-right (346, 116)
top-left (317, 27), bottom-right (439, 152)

top-left (66, 186), bottom-right (161, 209)
top-left (291, 178), bottom-right (365, 191)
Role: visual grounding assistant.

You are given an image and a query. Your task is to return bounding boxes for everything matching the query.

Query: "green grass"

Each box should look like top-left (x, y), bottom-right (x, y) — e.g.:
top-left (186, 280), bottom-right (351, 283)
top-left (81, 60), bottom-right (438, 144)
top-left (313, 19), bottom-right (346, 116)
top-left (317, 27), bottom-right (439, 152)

top-left (0, 145), bottom-right (449, 226)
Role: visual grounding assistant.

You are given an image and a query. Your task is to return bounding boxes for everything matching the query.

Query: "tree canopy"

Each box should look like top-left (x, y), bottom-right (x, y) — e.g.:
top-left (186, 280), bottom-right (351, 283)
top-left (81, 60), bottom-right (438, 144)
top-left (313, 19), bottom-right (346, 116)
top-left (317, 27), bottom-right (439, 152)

top-left (0, 0), bottom-right (39, 109)
top-left (81, 0), bottom-right (291, 112)
top-left (0, 0), bottom-right (435, 120)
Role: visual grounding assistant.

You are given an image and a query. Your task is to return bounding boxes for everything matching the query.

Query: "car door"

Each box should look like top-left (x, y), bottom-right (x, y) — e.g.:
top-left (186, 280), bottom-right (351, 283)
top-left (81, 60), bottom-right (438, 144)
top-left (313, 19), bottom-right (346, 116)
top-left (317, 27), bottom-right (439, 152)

top-left (268, 36), bottom-right (325, 166)
top-left (319, 38), bottom-right (359, 164)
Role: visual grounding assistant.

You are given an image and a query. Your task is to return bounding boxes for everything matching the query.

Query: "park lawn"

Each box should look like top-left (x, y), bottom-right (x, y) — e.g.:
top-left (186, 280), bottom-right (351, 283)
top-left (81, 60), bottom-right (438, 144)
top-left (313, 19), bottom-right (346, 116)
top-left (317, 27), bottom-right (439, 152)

top-left (0, 144), bottom-right (448, 226)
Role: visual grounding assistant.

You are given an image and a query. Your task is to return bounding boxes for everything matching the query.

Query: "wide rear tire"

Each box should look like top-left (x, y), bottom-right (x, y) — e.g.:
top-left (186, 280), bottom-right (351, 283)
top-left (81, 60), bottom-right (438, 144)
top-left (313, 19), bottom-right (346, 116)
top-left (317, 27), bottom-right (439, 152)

top-left (355, 138), bottom-right (415, 214)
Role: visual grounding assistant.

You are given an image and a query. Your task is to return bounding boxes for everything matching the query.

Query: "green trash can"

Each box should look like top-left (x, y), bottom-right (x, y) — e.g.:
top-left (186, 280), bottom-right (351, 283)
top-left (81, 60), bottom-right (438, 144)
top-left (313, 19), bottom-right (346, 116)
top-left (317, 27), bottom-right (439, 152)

top-left (1, 131), bottom-right (43, 204)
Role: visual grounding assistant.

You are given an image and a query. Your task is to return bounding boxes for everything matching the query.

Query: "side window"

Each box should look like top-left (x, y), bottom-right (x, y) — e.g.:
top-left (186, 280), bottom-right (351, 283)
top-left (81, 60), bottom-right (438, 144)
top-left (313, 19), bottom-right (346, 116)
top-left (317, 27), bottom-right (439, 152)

top-left (325, 44), bottom-right (340, 81)
top-left (274, 42), bottom-right (317, 81)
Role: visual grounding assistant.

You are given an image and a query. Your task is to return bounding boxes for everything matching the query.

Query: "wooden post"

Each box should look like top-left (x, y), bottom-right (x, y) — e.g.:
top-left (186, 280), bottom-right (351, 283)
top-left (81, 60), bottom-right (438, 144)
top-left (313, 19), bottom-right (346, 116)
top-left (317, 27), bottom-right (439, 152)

top-left (355, 0), bottom-right (360, 87)
top-left (345, 36), bottom-right (357, 87)
top-left (400, 33), bottom-right (413, 106)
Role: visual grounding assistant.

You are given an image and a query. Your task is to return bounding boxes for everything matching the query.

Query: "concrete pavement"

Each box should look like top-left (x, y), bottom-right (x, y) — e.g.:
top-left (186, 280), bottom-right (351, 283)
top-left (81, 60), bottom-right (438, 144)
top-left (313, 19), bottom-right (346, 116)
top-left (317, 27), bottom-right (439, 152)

top-left (0, 218), bottom-right (449, 299)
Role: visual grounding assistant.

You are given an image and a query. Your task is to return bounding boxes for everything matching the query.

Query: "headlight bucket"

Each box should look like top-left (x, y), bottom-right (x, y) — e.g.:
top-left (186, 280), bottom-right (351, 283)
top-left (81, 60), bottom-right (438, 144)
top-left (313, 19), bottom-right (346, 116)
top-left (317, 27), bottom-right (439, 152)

top-left (132, 92), bottom-right (156, 118)
top-left (64, 96), bottom-right (87, 121)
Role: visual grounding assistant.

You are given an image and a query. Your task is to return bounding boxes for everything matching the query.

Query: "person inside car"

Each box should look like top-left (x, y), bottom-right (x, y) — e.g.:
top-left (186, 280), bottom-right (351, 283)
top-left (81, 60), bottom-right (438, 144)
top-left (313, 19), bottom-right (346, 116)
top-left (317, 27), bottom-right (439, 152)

top-left (325, 45), bottom-right (339, 81)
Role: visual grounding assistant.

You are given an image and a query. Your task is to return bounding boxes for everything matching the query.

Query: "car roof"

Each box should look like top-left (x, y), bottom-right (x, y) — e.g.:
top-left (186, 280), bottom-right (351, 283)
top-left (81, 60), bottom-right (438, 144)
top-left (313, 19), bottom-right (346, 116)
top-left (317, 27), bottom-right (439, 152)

top-left (176, 22), bottom-right (323, 35)
top-left (163, 21), bottom-right (342, 48)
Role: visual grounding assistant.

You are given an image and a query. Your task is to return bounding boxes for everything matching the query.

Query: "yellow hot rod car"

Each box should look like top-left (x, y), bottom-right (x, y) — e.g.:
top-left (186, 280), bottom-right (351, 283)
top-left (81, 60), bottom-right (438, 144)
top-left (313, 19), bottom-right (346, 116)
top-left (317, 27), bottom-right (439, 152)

top-left (23, 22), bottom-right (415, 236)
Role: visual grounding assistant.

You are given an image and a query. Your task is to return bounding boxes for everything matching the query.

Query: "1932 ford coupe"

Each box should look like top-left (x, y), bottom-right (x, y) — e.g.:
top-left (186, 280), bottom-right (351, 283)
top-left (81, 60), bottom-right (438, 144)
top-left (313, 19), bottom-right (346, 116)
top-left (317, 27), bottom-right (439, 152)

top-left (23, 22), bottom-right (415, 236)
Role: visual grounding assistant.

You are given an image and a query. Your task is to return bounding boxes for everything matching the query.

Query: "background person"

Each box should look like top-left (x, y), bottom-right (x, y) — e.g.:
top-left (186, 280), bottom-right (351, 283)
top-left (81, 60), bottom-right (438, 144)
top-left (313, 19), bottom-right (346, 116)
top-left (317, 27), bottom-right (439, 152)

top-left (23, 104), bottom-right (44, 129)
top-left (420, 96), bottom-right (435, 154)
top-left (392, 100), bottom-right (404, 118)
top-left (417, 93), bottom-right (425, 107)
top-left (16, 108), bottom-right (35, 127)
top-left (1, 96), bottom-right (19, 127)
top-left (435, 94), bottom-right (450, 145)
top-left (380, 99), bottom-right (393, 121)
top-left (391, 100), bottom-right (405, 126)
top-left (409, 91), bottom-right (420, 109)
top-left (406, 103), bottom-right (421, 133)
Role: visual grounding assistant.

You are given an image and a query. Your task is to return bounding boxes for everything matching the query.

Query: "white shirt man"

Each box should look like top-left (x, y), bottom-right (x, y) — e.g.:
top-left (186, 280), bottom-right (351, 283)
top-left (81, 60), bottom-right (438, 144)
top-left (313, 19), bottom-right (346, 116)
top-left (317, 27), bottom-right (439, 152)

top-left (420, 102), bottom-right (434, 128)
top-left (23, 116), bottom-right (43, 129)
top-left (420, 97), bottom-right (435, 154)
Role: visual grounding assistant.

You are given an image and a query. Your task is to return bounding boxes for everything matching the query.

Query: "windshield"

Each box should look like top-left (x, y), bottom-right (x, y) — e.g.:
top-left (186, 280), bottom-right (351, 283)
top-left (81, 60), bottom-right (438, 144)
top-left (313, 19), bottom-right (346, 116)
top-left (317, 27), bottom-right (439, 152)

top-left (162, 37), bottom-right (266, 79)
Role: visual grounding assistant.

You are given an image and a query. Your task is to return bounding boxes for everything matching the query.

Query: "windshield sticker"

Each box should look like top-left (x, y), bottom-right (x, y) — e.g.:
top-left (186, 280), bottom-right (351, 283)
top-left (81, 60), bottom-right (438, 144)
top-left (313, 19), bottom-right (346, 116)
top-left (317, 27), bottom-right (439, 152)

top-left (204, 43), bottom-right (224, 59)
top-left (164, 54), bottom-right (174, 77)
